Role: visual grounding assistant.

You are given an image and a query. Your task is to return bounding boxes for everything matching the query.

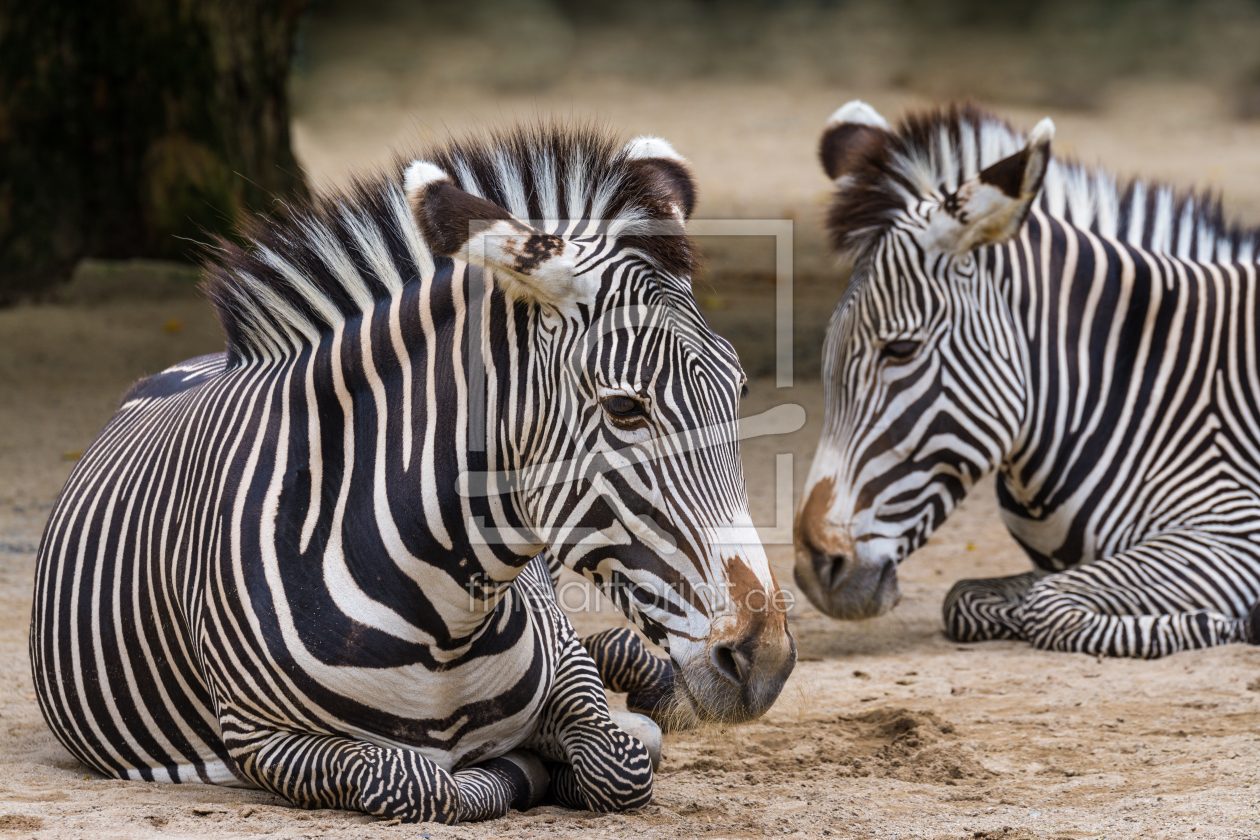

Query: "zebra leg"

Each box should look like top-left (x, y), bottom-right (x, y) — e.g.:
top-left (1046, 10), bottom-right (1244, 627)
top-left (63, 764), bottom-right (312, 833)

top-left (1020, 537), bottom-right (1256, 658)
top-left (526, 633), bottom-right (655, 812)
top-left (543, 548), bottom-right (692, 731)
top-left (943, 570), bottom-right (1047, 642)
top-left (231, 730), bottom-right (548, 823)
top-left (580, 627), bottom-right (693, 730)
top-left (450, 752), bottom-right (551, 821)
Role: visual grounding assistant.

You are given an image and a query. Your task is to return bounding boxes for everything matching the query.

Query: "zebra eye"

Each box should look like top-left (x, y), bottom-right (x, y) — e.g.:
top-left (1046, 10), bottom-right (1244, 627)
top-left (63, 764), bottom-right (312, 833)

top-left (602, 395), bottom-right (646, 420)
top-left (882, 340), bottom-right (920, 361)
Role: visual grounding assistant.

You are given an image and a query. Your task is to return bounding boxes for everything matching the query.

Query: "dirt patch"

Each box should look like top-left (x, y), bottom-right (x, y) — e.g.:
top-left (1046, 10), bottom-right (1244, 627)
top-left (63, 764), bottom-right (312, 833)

top-left (0, 815), bottom-right (44, 832)
top-left (667, 706), bottom-right (991, 789)
top-left (844, 708), bottom-right (990, 784)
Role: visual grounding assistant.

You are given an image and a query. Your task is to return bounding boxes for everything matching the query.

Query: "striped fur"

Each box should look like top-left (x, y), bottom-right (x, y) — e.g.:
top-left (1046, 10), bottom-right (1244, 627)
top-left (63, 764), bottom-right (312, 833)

top-left (582, 628), bottom-right (688, 730)
top-left (30, 123), bottom-right (793, 822)
top-left (822, 102), bottom-right (1260, 266)
top-left (796, 101), bottom-right (1260, 658)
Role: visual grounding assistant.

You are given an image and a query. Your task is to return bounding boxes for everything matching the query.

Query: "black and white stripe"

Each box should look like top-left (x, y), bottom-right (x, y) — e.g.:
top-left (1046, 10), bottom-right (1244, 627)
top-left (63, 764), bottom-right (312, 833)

top-left (30, 124), bottom-right (794, 822)
top-left (796, 100), bottom-right (1260, 658)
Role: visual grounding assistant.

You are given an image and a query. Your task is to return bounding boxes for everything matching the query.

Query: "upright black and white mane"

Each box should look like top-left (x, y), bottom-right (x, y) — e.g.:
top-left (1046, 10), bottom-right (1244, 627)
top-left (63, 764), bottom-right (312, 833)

top-left (823, 102), bottom-right (1260, 265)
top-left (202, 124), bottom-right (698, 362)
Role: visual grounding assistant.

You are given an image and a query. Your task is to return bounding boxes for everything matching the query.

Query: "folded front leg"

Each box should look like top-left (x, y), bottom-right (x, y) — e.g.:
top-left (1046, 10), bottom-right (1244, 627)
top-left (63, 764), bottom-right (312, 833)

top-left (450, 751), bottom-right (550, 821)
top-left (581, 627), bottom-right (692, 729)
top-left (528, 633), bottom-right (655, 812)
top-left (229, 729), bottom-right (546, 823)
top-left (1020, 533), bottom-right (1259, 658)
top-left (943, 570), bottom-right (1046, 642)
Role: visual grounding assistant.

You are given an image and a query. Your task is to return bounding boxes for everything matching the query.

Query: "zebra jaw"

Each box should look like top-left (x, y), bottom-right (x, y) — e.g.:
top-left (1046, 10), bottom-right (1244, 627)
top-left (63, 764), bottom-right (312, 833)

top-left (792, 545), bottom-right (902, 621)
top-left (793, 479), bottom-right (904, 620)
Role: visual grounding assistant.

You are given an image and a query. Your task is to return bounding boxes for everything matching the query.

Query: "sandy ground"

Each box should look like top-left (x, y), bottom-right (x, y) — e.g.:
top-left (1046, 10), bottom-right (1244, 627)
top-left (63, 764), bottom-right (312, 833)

top-left (7, 80), bottom-right (1260, 838)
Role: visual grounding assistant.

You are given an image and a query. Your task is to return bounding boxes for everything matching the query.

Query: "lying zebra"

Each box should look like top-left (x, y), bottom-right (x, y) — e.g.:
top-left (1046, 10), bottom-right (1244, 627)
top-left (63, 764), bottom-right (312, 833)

top-left (30, 123), bottom-right (795, 823)
top-left (795, 100), bottom-right (1260, 658)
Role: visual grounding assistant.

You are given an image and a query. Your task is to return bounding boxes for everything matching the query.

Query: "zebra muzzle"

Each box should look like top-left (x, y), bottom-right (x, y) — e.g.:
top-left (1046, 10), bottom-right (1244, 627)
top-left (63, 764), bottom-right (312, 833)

top-left (795, 540), bottom-right (901, 621)
top-left (669, 617), bottom-right (797, 724)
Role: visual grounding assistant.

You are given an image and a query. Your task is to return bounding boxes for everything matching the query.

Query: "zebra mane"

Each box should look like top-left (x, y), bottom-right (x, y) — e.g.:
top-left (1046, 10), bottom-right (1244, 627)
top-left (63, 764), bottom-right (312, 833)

top-left (826, 102), bottom-right (1260, 265)
top-left (202, 123), bottom-right (698, 362)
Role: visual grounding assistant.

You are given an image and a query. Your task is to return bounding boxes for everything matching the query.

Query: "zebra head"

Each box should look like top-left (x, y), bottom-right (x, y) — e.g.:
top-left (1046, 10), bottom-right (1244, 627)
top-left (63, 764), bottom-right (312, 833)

top-left (795, 102), bottom-right (1052, 620)
top-left (405, 132), bottom-right (795, 723)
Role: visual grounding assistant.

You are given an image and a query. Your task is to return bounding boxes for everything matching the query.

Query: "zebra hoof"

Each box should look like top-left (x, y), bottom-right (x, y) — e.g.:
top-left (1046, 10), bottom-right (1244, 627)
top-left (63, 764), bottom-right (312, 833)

top-left (1247, 601), bottom-right (1260, 645)
top-left (610, 711), bottom-right (662, 771)
top-left (499, 750), bottom-right (551, 810)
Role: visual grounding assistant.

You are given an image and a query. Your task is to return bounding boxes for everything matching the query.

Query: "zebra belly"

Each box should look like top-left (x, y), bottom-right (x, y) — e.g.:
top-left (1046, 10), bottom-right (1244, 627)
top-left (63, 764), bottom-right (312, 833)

top-left (34, 492), bottom-right (563, 783)
top-left (34, 518), bottom-right (561, 785)
top-left (271, 583), bottom-right (564, 774)
top-left (997, 504), bottom-right (1092, 572)
top-left (31, 510), bottom-right (242, 782)
top-left (31, 375), bottom-right (566, 787)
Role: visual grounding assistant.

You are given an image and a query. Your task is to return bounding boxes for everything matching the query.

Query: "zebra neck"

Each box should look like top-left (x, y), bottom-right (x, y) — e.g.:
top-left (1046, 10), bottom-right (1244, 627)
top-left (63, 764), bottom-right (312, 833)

top-left (999, 211), bottom-right (1226, 519)
top-left (289, 267), bottom-right (550, 642)
top-left (998, 212), bottom-right (1084, 509)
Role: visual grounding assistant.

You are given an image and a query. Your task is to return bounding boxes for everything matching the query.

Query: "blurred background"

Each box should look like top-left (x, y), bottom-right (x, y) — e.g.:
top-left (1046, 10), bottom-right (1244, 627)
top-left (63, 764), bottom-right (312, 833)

top-left (7, 0), bottom-right (1260, 509)
top-left (7, 0), bottom-right (1260, 374)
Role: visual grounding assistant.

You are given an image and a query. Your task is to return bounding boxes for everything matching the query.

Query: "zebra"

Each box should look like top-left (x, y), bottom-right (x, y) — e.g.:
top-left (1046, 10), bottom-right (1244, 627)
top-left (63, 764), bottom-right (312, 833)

top-left (30, 123), bottom-right (796, 823)
top-left (794, 99), bottom-right (1260, 659)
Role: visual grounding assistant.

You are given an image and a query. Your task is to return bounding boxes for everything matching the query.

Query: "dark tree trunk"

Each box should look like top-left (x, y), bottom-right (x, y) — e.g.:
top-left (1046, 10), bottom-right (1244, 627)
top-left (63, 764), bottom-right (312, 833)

top-left (0, 0), bottom-right (309, 303)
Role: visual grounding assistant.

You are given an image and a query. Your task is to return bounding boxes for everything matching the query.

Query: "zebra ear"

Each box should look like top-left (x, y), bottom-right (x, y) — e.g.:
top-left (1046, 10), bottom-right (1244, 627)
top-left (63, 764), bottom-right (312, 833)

top-left (819, 101), bottom-right (893, 181)
top-left (939, 118), bottom-right (1055, 253)
top-left (622, 136), bottom-right (697, 220)
top-left (404, 160), bottom-right (587, 306)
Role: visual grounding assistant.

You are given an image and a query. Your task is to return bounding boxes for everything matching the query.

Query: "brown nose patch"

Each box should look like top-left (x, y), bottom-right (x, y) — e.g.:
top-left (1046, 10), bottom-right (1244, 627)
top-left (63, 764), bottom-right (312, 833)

top-left (721, 556), bottom-right (789, 639)
top-left (795, 477), bottom-right (839, 554)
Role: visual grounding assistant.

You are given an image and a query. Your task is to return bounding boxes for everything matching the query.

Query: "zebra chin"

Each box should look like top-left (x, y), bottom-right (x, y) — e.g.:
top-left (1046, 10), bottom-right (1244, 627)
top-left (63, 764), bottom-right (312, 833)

top-left (664, 626), bottom-right (797, 725)
top-left (793, 484), bottom-right (904, 619)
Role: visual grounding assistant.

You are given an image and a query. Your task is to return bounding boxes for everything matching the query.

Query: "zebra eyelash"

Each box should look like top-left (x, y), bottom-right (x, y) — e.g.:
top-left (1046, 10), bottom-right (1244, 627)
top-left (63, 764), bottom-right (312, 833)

top-left (599, 393), bottom-right (651, 431)
top-left (879, 339), bottom-right (922, 361)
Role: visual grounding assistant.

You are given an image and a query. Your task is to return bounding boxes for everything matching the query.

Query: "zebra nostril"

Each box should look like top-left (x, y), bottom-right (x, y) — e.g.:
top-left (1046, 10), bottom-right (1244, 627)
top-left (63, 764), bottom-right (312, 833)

top-left (709, 642), bottom-right (746, 686)
top-left (817, 552), bottom-right (849, 593)
top-left (878, 557), bottom-right (896, 589)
